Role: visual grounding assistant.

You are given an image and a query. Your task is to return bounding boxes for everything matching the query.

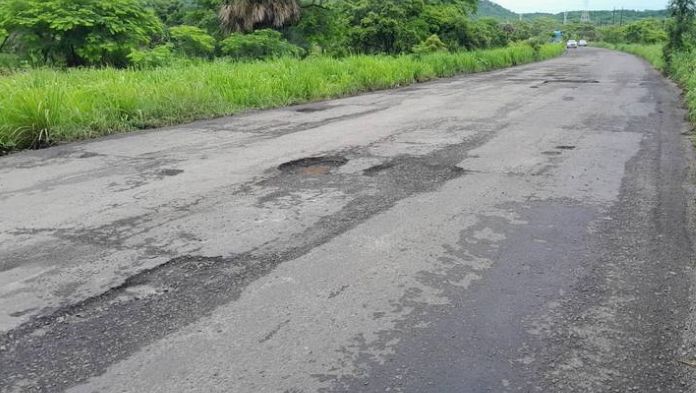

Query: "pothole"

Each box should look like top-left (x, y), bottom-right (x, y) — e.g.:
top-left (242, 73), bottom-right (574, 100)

top-left (295, 106), bottom-right (330, 113)
top-left (363, 162), bottom-right (396, 176)
top-left (556, 145), bottom-right (576, 150)
top-left (278, 156), bottom-right (348, 175)
top-left (160, 169), bottom-right (184, 177)
top-left (543, 79), bottom-right (600, 84)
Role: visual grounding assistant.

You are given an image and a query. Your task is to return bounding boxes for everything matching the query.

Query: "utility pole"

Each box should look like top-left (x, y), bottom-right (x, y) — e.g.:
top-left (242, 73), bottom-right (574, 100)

top-left (581, 0), bottom-right (591, 23)
top-left (620, 7), bottom-right (624, 26)
top-left (612, 8), bottom-right (616, 24)
top-left (564, 11), bottom-right (568, 25)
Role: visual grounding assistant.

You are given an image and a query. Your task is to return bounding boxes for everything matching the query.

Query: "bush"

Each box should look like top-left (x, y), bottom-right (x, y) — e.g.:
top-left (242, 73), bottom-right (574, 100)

top-left (128, 44), bottom-right (175, 68)
top-left (169, 25), bottom-right (216, 57)
top-left (412, 34), bottom-right (448, 54)
top-left (221, 29), bottom-right (304, 60)
top-left (0, 0), bottom-right (163, 67)
top-left (0, 53), bottom-right (19, 69)
top-left (624, 19), bottom-right (668, 44)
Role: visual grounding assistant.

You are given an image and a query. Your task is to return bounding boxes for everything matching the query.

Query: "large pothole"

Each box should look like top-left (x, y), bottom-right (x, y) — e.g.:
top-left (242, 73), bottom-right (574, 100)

top-left (278, 156), bottom-right (349, 175)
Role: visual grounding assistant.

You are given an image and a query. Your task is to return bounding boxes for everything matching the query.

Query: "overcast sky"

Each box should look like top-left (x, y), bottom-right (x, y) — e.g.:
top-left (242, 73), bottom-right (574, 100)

top-left (494, 0), bottom-right (668, 13)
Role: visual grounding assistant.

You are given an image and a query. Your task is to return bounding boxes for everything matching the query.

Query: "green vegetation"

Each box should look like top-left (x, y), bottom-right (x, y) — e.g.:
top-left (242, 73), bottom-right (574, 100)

top-left (0, 43), bottom-right (564, 151)
top-left (169, 25), bottom-right (216, 58)
top-left (475, 0), bottom-right (517, 20)
top-left (670, 50), bottom-right (696, 122)
top-left (220, 29), bottom-right (304, 59)
top-left (0, 0), bottom-right (163, 67)
top-left (0, 0), bottom-right (573, 152)
top-left (476, 1), bottom-right (668, 24)
top-left (0, 0), bottom-right (556, 67)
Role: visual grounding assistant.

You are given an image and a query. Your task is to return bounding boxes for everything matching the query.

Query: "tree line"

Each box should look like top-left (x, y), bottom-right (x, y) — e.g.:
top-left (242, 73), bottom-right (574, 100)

top-left (0, 0), bottom-right (562, 68)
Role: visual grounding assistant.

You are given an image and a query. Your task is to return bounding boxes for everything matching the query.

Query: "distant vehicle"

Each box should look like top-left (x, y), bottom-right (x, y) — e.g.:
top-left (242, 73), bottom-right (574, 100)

top-left (578, 40), bottom-right (588, 47)
top-left (567, 40), bottom-right (578, 49)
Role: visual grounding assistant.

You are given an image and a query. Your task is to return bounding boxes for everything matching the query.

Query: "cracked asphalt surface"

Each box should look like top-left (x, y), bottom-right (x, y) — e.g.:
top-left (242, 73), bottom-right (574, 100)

top-left (1, 48), bottom-right (696, 392)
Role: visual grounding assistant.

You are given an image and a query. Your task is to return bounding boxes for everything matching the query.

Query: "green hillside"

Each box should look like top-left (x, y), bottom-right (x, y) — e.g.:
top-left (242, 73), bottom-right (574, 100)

top-left (476, 0), bottom-right (518, 20)
top-left (476, 1), bottom-right (668, 24)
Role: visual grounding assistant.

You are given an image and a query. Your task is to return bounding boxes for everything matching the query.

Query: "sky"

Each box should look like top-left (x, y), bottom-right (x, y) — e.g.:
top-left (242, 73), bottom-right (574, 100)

top-left (493, 0), bottom-right (668, 13)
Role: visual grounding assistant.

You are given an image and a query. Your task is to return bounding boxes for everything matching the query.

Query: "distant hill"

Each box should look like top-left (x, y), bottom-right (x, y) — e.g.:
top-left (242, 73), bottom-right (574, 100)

top-left (476, 0), bottom-right (668, 24)
top-left (475, 0), bottom-right (518, 20)
top-left (541, 9), bottom-right (669, 24)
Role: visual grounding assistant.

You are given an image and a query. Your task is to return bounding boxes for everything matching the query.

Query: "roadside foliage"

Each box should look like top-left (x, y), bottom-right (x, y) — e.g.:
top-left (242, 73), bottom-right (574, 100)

top-left (0, 43), bottom-right (564, 151)
top-left (0, 0), bottom-right (574, 152)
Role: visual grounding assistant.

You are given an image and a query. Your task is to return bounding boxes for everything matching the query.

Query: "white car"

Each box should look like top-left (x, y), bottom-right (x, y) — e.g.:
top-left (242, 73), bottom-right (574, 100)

top-left (578, 39), bottom-right (588, 47)
top-left (567, 40), bottom-right (578, 49)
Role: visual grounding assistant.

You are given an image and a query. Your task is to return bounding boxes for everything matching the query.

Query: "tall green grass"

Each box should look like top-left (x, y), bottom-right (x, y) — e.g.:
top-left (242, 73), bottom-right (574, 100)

top-left (670, 51), bottom-right (696, 123)
top-left (0, 43), bottom-right (565, 152)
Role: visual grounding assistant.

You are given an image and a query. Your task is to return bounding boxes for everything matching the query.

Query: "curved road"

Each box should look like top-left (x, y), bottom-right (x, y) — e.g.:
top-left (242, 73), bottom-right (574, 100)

top-left (1, 48), bottom-right (696, 392)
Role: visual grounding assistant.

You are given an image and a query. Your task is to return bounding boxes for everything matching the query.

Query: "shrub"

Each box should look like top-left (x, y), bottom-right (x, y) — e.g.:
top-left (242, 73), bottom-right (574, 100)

top-left (128, 44), bottom-right (175, 68)
top-left (220, 29), bottom-right (304, 60)
top-left (169, 25), bottom-right (216, 57)
top-left (0, 53), bottom-right (19, 68)
top-left (412, 34), bottom-right (448, 54)
top-left (0, 0), bottom-right (163, 67)
top-left (624, 19), bottom-right (668, 44)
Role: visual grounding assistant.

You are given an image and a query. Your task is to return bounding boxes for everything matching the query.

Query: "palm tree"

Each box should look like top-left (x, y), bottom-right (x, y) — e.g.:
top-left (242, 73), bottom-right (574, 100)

top-left (219, 0), bottom-right (301, 32)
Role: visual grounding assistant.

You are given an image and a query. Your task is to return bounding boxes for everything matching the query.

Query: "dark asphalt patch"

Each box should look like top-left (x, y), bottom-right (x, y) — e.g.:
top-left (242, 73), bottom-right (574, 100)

top-left (278, 156), bottom-right (349, 175)
top-left (556, 145), bottom-right (576, 150)
top-left (543, 79), bottom-right (600, 84)
top-left (295, 106), bottom-right (330, 113)
top-left (78, 152), bottom-right (101, 159)
top-left (363, 162), bottom-right (396, 176)
top-left (160, 169), bottom-right (184, 177)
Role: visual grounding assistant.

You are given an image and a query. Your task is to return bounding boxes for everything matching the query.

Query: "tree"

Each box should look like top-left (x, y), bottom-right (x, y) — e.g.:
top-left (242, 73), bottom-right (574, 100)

top-left (220, 28), bottom-right (304, 59)
top-left (145, 0), bottom-right (187, 26)
top-left (0, 0), bottom-right (163, 67)
top-left (169, 25), bottom-right (216, 57)
top-left (623, 19), bottom-right (667, 44)
top-left (283, 3), bottom-right (349, 55)
top-left (665, 0), bottom-right (696, 60)
top-left (342, 0), bottom-right (429, 54)
top-left (182, 0), bottom-right (225, 37)
top-left (219, 0), bottom-right (301, 32)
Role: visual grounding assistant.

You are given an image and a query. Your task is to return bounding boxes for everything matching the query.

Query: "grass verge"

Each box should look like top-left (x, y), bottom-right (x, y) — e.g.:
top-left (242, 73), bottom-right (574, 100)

top-left (0, 43), bottom-right (565, 153)
top-left (670, 51), bottom-right (696, 123)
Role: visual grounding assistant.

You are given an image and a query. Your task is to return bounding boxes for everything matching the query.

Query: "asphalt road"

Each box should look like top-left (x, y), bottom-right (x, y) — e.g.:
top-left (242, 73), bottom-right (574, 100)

top-left (2, 47), bottom-right (696, 392)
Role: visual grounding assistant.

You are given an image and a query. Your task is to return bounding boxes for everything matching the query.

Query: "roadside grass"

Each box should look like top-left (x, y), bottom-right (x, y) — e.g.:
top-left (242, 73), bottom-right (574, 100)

top-left (0, 43), bottom-right (565, 153)
top-left (594, 42), bottom-right (696, 124)
top-left (670, 50), bottom-right (696, 123)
